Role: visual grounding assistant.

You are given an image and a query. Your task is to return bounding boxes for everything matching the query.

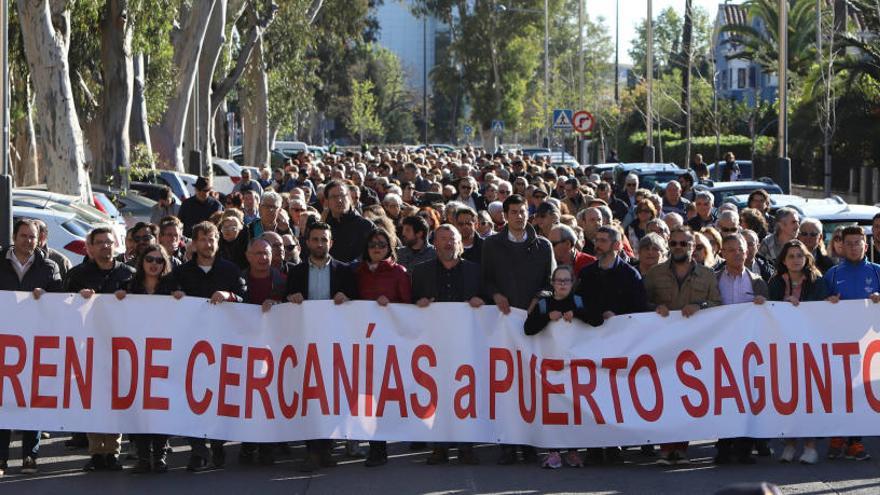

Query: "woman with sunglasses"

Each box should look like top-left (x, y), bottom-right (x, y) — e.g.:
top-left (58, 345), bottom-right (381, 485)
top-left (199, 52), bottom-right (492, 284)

top-left (114, 245), bottom-right (183, 474)
top-left (797, 218), bottom-right (834, 274)
top-left (767, 239), bottom-right (832, 465)
top-left (353, 228), bottom-right (412, 468)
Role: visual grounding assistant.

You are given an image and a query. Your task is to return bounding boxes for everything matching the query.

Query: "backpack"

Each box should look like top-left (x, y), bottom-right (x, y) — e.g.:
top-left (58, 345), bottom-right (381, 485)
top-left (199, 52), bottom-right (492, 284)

top-left (538, 294), bottom-right (584, 314)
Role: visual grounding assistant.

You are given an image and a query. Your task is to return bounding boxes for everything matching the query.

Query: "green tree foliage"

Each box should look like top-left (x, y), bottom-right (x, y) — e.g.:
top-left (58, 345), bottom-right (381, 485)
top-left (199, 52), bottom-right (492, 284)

top-left (347, 78), bottom-right (384, 143)
top-left (629, 6), bottom-right (712, 77)
top-left (265, 0), bottom-right (321, 138)
top-left (354, 45), bottom-right (417, 143)
top-left (415, 0), bottom-right (548, 134)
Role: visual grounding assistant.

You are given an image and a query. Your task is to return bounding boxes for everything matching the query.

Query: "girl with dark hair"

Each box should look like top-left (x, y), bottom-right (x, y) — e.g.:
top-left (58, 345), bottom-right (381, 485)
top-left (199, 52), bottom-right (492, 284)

top-left (767, 239), bottom-right (833, 465)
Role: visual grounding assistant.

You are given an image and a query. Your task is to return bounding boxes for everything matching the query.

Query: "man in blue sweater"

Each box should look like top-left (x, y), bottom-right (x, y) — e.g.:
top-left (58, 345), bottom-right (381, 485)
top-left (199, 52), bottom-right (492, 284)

top-left (824, 225), bottom-right (880, 461)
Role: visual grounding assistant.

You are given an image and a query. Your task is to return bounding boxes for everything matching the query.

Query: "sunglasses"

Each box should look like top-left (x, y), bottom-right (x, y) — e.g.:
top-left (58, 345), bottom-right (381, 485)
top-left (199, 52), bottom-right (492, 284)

top-left (721, 227), bottom-right (739, 233)
top-left (368, 241), bottom-right (389, 249)
top-left (144, 255), bottom-right (165, 265)
top-left (669, 241), bottom-right (692, 247)
top-left (133, 234), bottom-right (154, 242)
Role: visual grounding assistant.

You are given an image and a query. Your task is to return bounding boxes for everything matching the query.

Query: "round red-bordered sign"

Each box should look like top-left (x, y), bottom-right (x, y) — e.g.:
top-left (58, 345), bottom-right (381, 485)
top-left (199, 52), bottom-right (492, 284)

top-left (573, 110), bottom-right (594, 133)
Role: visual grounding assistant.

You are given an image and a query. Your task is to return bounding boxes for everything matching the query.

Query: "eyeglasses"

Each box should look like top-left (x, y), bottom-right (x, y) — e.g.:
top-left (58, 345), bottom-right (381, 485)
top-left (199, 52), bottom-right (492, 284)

top-left (552, 278), bottom-right (573, 284)
top-left (498, 190), bottom-right (511, 195)
top-left (133, 234), bottom-right (154, 242)
top-left (144, 255), bottom-right (165, 265)
top-left (92, 240), bottom-right (114, 247)
top-left (668, 241), bottom-right (692, 248)
top-left (368, 241), bottom-right (389, 249)
top-left (798, 232), bottom-right (820, 237)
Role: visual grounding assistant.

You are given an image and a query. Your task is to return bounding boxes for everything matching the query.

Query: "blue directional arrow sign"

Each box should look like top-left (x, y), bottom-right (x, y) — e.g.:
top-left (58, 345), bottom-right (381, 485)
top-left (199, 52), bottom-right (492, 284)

top-left (552, 109), bottom-right (574, 130)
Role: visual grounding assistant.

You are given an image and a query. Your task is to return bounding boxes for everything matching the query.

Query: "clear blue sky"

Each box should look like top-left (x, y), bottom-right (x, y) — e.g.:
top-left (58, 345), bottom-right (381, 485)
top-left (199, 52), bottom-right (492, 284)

top-left (587, 0), bottom-right (729, 64)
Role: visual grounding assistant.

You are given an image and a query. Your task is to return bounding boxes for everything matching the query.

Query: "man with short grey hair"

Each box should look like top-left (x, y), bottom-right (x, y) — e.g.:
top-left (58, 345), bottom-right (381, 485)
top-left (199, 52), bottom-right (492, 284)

top-left (716, 210), bottom-right (741, 235)
top-left (248, 191), bottom-right (283, 238)
top-left (663, 212), bottom-right (684, 231)
top-left (686, 190), bottom-right (716, 230)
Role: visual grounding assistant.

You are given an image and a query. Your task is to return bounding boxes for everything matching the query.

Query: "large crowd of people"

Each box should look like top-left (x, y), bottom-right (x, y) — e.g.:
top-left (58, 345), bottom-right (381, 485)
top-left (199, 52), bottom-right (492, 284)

top-left (2, 146), bottom-right (880, 476)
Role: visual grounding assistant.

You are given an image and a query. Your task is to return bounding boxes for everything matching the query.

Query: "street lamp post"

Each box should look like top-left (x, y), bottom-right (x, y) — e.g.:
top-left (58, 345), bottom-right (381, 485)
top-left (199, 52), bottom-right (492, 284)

top-left (644, 0), bottom-right (655, 163)
top-left (0, 0), bottom-right (10, 248)
top-left (777, 0), bottom-right (791, 193)
top-left (496, 3), bottom-right (549, 146)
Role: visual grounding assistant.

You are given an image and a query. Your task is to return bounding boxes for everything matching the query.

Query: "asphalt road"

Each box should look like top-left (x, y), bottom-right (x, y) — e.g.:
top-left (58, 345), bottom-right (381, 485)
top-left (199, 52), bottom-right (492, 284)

top-left (1, 434), bottom-right (879, 494)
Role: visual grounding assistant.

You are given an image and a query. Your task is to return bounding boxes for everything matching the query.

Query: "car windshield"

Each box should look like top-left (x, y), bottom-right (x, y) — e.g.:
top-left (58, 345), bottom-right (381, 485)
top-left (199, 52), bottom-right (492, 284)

top-left (640, 171), bottom-right (682, 190)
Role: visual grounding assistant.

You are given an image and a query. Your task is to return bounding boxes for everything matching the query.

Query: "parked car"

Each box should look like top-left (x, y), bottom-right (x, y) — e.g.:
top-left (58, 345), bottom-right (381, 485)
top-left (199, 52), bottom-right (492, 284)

top-left (793, 202), bottom-right (880, 247)
top-left (211, 158), bottom-right (243, 195)
top-left (91, 185), bottom-right (158, 228)
top-left (308, 146), bottom-right (327, 158)
top-left (274, 140), bottom-right (309, 157)
top-left (129, 182), bottom-right (182, 204)
top-left (14, 188), bottom-right (127, 244)
top-left (533, 151), bottom-right (581, 169)
top-left (12, 205), bottom-right (92, 259)
top-left (521, 147), bottom-right (551, 159)
top-left (722, 193), bottom-right (841, 211)
top-left (708, 160), bottom-right (754, 181)
top-left (613, 163), bottom-right (685, 192)
top-left (694, 180), bottom-right (783, 207)
top-left (231, 149), bottom-right (291, 169)
top-left (130, 169), bottom-right (190, 201)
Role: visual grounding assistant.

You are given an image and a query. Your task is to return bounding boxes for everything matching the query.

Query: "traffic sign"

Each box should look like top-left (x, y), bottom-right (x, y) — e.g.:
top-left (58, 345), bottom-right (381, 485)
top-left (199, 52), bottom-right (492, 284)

top-left (573, 110), bottom-right (595, 134)
top-left (491, 120), bottom-right (504, 134)
top-left (463, 125), bottom-right (473, 136)
top-left (552, 109), bottom-right (574, 130)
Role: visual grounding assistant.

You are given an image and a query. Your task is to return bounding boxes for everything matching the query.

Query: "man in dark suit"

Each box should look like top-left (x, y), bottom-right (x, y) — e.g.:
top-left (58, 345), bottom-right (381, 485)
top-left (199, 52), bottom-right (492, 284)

top-left (410, 224), bottom-right (483, 465)
top-left (285, 222), bottom-right (357, 472)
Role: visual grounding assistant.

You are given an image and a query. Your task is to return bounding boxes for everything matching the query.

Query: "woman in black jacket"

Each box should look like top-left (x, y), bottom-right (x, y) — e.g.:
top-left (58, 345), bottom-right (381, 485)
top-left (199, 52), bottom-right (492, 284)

top-left (114, 245), bottom-right (182, 474)
top-left (767, 239), bottom-right (831, 465)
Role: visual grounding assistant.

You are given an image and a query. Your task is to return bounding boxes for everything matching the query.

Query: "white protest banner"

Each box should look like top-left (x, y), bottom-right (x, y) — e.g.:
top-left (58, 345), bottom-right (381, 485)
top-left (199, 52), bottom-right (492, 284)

top-left (2, 291), bottom-right (880, 447)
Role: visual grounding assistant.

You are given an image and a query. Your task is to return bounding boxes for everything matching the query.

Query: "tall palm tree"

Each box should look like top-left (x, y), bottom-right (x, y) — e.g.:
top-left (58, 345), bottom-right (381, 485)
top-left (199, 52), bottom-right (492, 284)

top-left (835, 0), bottom-right (880, 85)
top-left (719, 0), bottom-right (818, 77)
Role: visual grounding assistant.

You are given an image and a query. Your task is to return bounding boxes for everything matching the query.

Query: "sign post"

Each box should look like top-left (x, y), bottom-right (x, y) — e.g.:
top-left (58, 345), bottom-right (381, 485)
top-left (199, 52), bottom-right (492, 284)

top-left (573, 110), bottom-right (595, 166)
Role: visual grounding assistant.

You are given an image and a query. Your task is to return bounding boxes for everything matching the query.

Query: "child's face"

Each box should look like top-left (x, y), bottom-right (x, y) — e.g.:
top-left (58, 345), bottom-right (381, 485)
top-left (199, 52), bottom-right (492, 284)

top-left (551, 272), bottom-right (573, 299)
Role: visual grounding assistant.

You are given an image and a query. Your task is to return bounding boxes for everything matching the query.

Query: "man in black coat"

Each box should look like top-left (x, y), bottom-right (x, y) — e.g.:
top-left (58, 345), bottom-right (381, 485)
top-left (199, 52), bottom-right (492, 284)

top-left (324, 180), bottom-right (374, 263)
top-left (578, 226), bottom-right (647, 325)
top-left (410, 225), bottom-right (483, 466)
top-left (577, 225), bottom-right (647, 465)
top-left (64, 226), bottom-right (136, 472)
top-left (173, 221), bottom-right (247, 471)
top-left (285, 222), bottom-right (357, 472)
top-left (0, 219), bottom-right (63, 475)
top-left (178, 177), bottom-right (223, 237)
